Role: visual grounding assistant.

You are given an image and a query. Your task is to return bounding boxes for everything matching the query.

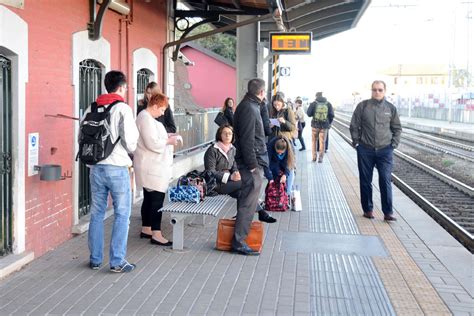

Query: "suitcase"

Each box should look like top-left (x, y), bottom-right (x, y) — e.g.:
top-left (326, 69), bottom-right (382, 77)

top-left (216, 218), bottom-right (263, 252)
top-left (264, 180), bottom-right (289, 212)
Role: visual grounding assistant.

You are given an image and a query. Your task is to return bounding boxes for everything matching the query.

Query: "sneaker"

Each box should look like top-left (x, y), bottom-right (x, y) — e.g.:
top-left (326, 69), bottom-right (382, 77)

top-left (89, 262), bottom-right (101, 270)
top-left (110, 261), bottom-right (136, 273)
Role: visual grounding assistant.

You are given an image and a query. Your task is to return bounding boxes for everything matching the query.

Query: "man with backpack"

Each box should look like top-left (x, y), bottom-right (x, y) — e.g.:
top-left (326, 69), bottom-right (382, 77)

top-left (78, 70), bottom-right (139, 273)
top-left (306, 92), bottom-right (334, 163)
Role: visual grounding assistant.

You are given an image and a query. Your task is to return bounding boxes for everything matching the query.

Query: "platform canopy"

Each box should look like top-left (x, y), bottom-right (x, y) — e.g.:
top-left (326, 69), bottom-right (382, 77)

top-left (176, 0), bottom-right (371, 42)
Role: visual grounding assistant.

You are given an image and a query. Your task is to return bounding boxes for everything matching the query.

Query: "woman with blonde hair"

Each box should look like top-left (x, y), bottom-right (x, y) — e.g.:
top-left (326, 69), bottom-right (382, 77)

top-left (264, 136), bottom-right (296, 195)
top-left (134, 92), bottom-right (182, 246)
top-left (137, 82), bottom-right (176, 133)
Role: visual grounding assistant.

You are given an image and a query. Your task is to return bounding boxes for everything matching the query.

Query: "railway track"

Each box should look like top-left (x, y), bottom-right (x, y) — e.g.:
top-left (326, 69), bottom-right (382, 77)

top-left (334, 112), bottom-right (474, 163)
top-left (331, 119), bottom-right (474, 252)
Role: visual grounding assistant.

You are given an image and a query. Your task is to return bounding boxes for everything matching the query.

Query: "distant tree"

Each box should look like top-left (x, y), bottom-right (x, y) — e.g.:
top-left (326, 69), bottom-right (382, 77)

top-left (177, 23), bottom-right (236, 62)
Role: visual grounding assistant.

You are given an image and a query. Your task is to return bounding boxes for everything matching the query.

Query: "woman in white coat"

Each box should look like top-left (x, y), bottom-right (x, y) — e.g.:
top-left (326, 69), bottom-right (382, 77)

top-left (134, 93), bottom-right (181, 246)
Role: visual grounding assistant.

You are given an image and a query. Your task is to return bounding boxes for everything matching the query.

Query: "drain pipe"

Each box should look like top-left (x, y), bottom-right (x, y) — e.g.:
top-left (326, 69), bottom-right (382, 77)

top-left (162, 10), bottom-right (283, 93)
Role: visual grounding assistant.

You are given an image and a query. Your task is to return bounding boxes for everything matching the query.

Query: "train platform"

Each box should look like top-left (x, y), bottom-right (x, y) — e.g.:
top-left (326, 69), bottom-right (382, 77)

top-left (0, 131), bottom-right (472, 315)
top-left (400, 116), bottom-right (474, 142)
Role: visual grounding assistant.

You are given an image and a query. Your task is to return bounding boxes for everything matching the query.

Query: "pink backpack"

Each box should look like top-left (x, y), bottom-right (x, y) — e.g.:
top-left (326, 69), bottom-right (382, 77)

top-left (265, 179), bottom-right (289, 212)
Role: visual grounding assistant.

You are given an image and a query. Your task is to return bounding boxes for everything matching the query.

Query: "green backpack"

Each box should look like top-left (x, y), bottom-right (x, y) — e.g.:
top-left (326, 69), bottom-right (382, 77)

top-left (313, 102), bottom-right (328, 122)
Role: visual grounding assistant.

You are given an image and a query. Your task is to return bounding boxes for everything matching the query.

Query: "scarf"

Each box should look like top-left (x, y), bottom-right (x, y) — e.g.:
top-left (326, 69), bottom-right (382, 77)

top-left (217, 141), bottom-right (232, 154)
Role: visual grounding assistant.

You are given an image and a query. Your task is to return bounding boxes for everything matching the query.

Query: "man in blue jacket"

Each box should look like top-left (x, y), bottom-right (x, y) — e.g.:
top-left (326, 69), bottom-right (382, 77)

top-left (232, 78), bottom-right (269, 255)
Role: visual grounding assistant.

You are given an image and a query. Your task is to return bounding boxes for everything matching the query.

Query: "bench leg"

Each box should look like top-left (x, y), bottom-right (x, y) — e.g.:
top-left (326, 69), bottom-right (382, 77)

top-left (188, 214), bottom-right (206, 227)
top-left (164, 213), bottom-right (190, 253)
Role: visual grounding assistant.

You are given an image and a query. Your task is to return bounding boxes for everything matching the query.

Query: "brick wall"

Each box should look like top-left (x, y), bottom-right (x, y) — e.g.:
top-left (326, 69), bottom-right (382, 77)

top-left (5, 1), bottom-right (167, 257)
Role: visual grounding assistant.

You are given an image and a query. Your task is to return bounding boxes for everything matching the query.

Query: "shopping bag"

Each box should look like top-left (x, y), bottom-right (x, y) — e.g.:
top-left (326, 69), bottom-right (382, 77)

top-left (291, 185), bottom-right (302, 212)
top-left (216, 218), bottom-right (263, 252)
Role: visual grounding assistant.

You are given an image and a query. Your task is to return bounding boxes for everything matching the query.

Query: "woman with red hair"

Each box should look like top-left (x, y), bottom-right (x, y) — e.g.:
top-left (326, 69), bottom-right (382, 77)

top-left (134, 93), bottom-right (182, 246)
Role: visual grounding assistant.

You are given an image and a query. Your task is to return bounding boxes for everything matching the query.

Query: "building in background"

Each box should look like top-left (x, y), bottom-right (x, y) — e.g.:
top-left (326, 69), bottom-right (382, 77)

top-left (382, 64), bottom-right (473, 123)
top-left (180, 43), bottom-right (236, 109)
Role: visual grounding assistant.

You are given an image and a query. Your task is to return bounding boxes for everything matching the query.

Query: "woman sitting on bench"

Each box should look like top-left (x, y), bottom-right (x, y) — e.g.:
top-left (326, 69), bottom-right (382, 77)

top-left (204, 124), bottom-right (276, 223)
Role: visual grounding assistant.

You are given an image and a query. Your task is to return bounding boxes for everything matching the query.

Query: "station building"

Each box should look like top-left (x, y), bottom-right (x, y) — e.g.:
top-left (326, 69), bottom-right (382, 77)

top-left (0, 0), bottom-right (369, 269)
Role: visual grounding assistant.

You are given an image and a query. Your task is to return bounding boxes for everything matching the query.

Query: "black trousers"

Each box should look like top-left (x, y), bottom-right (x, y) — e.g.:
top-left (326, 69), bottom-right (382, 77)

top-left (297, 122), bottom-right (306, 149)
top-left (216, 180), bottom-right (242, 199)
top-left (232, 168), bottom-right (263, 249)
top-left (141, 189), bottom-right (165, 231)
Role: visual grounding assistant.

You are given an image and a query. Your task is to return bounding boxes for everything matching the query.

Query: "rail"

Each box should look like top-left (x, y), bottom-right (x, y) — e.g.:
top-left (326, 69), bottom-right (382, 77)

top-left (331, 124), bottom-right (474, 252)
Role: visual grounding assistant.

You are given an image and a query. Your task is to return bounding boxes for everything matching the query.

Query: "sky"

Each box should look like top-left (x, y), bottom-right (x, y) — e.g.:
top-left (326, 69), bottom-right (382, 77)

top-left (278, 0), bottom-right (473, 105)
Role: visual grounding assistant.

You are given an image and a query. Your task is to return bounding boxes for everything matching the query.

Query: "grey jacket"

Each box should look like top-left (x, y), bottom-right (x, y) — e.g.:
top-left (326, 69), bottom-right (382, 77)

top-left (350, 98), bottom-right (402, 149)
top-left (204, 144), bottom-right (238, 184)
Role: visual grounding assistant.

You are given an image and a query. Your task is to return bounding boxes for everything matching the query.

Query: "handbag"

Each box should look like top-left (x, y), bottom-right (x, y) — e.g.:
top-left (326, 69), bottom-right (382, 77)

top-left (216, 218), bottom-right (263, 252)
top-left (183, 170), bottom-right (207, 201)
top-left (214, 111), bottom-right (228, 127)
top-left (168, 176), bottom-right (201, 203)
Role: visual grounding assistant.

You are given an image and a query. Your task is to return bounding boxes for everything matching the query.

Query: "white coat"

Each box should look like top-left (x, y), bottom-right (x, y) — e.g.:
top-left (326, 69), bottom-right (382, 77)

top-left (134, 110), bottom-right (173, 193)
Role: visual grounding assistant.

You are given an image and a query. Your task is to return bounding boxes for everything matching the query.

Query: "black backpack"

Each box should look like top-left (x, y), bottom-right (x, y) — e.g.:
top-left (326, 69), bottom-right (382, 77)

top-left (77, 100), bottom-right (121, 165)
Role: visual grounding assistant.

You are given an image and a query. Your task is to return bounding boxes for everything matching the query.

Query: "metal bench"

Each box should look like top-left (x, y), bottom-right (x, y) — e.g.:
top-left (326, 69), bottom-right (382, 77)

top-left (161, 195), bottom-right (233, 252)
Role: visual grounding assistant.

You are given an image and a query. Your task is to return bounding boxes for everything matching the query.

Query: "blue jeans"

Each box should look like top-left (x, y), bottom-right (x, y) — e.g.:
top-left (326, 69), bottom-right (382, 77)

top-left (88, 165), bottom-right (132, 268)
top-left (356, 144), bottom-right (394, 215)
top-left (287, 169), bottom-right (295, 195)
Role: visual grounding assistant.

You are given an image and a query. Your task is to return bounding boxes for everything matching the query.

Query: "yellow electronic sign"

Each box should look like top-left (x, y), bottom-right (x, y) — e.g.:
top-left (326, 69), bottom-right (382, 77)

top-left (270, 32), bottom-right (312, 54)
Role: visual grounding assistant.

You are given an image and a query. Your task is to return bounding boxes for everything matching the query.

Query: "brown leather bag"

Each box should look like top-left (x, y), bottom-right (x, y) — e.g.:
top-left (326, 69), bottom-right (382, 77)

top-left (216, 218), bottom-right (263, 252)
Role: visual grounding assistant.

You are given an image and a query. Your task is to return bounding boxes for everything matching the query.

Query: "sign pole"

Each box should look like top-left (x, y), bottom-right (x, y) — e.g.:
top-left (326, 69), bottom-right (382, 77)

top-left (272, 55), bottom-right (280, 96)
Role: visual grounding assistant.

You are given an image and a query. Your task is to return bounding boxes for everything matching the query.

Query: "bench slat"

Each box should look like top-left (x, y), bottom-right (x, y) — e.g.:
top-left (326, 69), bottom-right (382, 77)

top-left (161, 195), bottom-right (232, 216)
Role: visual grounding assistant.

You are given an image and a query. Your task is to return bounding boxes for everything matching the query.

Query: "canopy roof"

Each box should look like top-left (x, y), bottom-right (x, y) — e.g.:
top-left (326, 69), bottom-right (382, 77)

top-left (176, 0), bottom-right (371, 41)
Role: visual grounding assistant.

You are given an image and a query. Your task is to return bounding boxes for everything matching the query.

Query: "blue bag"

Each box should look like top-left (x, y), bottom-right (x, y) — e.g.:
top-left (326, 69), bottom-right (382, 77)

top-left (168, 176), bottom-right (201, 203)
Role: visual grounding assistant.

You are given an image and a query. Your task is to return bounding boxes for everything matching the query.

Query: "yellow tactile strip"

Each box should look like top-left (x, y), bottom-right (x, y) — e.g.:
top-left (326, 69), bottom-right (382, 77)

top-left (329, 147), bottom-right (452, 315)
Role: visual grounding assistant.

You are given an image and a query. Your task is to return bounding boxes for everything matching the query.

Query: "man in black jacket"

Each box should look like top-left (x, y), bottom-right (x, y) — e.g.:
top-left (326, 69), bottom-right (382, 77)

top-left (232, 78), bottom-right (269, 255)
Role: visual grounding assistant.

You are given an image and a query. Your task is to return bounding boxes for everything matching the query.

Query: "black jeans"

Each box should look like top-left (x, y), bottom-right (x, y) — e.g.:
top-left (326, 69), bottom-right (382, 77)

top-left (141, 189), bottom-right (165, 231)
top-left (297, 122), bottom-right (306, 149)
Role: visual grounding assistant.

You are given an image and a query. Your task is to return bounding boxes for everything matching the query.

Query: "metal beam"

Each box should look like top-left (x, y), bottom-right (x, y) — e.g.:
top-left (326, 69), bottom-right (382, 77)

top-left (287, 2), bottom-right (361, 24)
top-left (286, 0), bottom-right (346, 21)
top-left (175, 8), bottom-right (268, 18)
top-left (164, 13), bottom-right (272, 51)
top-left (88, 0), bottom-right (112, 40)
top-left (163, 12), bottom-right (274, 92)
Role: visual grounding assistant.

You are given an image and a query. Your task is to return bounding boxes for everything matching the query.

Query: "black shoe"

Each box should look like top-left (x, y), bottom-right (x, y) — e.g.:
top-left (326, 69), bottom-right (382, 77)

top-left (384, 214), bottom-right (397, 221)
top-left (89, 262), bottom-right (101, 270)
top-left (363, 211), bottom-right (374, 219)
top-left (258, 210), bottom-right (277, 223)
top-left (140, 232), bottom-right (152, 239)
top-left (232, 244), bottom-right (260, 256)
top-left (150, 238), bottom-right (173, 246)
top-left (299, 147), bottom-right (306, 151)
